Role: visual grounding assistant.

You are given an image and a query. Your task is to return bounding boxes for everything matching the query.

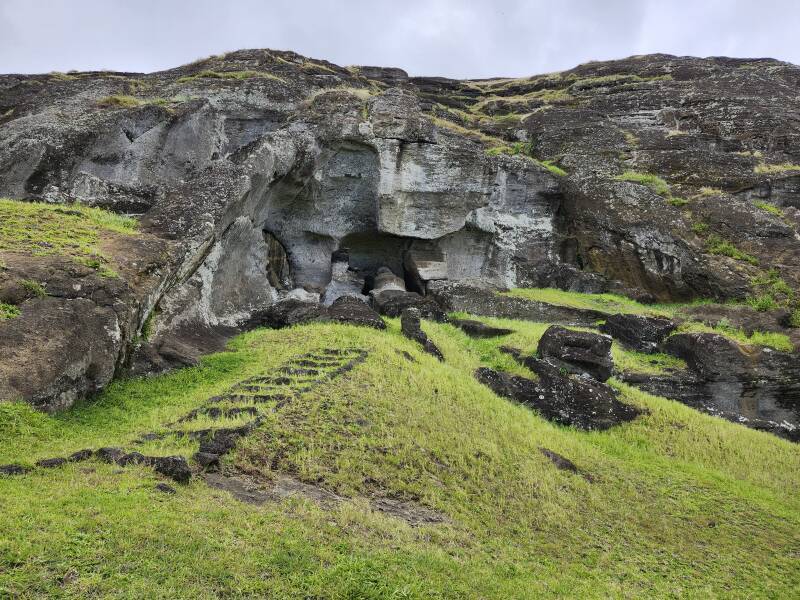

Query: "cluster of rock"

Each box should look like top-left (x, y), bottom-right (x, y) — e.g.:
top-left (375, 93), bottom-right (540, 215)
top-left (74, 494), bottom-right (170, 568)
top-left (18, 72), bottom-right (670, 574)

top-left (477, 326), bottom-right (641, 430)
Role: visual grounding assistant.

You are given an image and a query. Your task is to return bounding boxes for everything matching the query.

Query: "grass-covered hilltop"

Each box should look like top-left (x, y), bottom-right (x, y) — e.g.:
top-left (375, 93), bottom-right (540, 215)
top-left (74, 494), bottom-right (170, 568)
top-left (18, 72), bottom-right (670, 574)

top-left (1, 48), bottom-right (800, 597)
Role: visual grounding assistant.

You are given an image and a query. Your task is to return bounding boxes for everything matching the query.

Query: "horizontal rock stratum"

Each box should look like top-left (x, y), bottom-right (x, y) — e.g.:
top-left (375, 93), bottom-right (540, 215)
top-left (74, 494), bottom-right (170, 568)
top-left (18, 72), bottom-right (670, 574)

top-left (0, 49), bottom-right (799, 410)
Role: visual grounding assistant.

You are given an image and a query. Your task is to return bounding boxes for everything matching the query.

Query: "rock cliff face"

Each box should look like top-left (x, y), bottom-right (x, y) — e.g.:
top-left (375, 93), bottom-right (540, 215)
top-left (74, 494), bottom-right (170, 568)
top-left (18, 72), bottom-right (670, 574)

top-left (1, 50), bottom-right (799, 410)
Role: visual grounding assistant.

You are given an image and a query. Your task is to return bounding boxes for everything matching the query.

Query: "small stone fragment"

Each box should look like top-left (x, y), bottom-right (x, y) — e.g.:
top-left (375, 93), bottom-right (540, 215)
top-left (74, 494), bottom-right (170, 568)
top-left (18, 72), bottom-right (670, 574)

top-left (0, 464), bottom-right (30, 476)
top-left (194, 451), bottom-right (221, 471)
top-left (35, 457), bottom-right (67, 469)
top-left (68, 449), bottom-right (94, 462)
top-left (96, 447), bottom-right (124, 463)
top-left (150, 456), bottom-right (191, 484)
top-left (450, 318), bottom-right (513, 338)
top-left (155, 483), bottom-right (177, 494)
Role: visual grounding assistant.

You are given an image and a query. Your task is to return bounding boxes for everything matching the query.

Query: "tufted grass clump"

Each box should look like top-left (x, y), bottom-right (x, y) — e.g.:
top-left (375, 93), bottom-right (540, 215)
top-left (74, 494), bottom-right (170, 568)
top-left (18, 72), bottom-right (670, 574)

top-left (667, 196), bottom-right (689, 207)
top-left (754, 162), bottom-right (800, 175)
top-left (705, 234), bottom-right (758, 265)
top-left (747, 268), bottom-right (795, 313)
top-left (0, 302), bottom-right (19, 319)
top-left (96, 95), bottom-right (141, 108)
top-left (541, 159), bottom-right (567, 176)
top-left (754, 201), bottom-right (784, 216)
top-left (20, 280), bottom-right (46, 298)
top-left (615, 171), bottom-right (670, 196)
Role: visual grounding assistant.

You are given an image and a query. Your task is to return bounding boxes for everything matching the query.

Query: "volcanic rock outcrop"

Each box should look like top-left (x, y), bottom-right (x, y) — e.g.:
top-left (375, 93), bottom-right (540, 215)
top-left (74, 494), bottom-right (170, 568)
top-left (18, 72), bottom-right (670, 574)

top-left (1, 50), bottom-right (799, 410)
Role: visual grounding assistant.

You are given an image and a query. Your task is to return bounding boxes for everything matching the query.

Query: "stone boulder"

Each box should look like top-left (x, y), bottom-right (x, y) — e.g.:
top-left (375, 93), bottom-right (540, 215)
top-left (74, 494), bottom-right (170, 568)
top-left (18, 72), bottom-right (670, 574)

top-left (476, 355), bottom-right (641, 430)
top-left (600, 313), bottom-right (676, 353)
top-left (450, 318), bottom-right (513, 338)
top-left (371, 289), bottom-right (448, 322)
top-left (404, 241), bottom-right (448, 293)
top-left (252, 296), bottom-right (385, 330)
top-left (661, 332), bottom-right (751, 380)
top-left (254, 299), bottom-right (329, 329)
top-left (537, 325), bottom-right (614, 382)
top-left (327, 296), bottom-right (386, 330)
top-left (427, 281), bottom-right (607, 326)
top-left (400, 308), bottom-right (443, 360)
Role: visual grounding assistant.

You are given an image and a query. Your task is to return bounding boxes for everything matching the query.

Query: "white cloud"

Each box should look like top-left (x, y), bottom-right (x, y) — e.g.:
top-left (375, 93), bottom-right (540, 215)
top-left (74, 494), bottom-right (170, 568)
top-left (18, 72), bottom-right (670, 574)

top-left (0, 0), bottom-right (797, 76)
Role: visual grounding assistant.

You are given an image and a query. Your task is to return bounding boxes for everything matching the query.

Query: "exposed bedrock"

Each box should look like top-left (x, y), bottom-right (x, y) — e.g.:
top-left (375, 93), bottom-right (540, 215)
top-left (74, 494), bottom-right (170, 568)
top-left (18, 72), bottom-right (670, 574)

top-left (2, 50), bottom-right (800, 411)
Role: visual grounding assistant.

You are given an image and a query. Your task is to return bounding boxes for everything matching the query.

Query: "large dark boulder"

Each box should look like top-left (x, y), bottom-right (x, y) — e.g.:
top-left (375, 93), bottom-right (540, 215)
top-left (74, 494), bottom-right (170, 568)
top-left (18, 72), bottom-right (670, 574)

top-left (661, 332), bottom-right (750, 380)
top-left (254, 299), bottom-right (329, 329)
top-left (476, 355), bottom-right (641, 431)
top-left (371, 290), bottom-right (448, 322)
top-left (537, 325), bottom-right (613, 382)
top-left (427, 281), bottom-right (607, 326)
top-left (327, 296), bottom-right (385, 330)
top-left (600, 313), bottom-right (676, 353)
top-left (450, 318), bottom-right (513, 338)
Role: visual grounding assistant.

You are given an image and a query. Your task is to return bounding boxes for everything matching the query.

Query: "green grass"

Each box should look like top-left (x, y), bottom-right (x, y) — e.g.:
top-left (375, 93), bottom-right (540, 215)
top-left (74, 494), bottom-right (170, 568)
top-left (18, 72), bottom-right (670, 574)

top-left (748, 268), bottom-right (795, 311)
top-left (96, 94), bottom-right (141, 108)
top-left (177, 70), bottom-right (286, 84)
top-left (20, 279), bottom-right (46, 297)
top-left (706, 234), bottom-right (759, 265)
top-left (502, 287), bottom-right (672, 316)
top-left (447, 312), bottom-right (685, 376)
top-left (754, 201), bottom-right (784, 216)
top-left (675, 321), bottom-right (793, 352)
top-left (493, 287), bottom-right (792, 350)
top-left (694, 186), bottom-right (722, 197)
top-left (0, 302), bottom-right (19, 320)
top-left (0, 321), bottom-right (797, 597)
top-left (541, 159), bottom-right (567, 176)
top-left (616, 171), bottom-right (670, 196)
top-left (754, 162), bottom-right (800, 175)
top-left (666, 196), bottom-right (689, 207)
top-left (0, 198), bottom-right (137, 273)
top-left (614, 172), bottom-right (692, 209)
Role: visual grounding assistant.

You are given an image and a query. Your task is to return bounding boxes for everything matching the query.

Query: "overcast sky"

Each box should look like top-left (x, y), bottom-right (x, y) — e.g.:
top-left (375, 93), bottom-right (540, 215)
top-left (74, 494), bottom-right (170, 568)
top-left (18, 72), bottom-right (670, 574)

top-left (1, 0), bottom-right (798, 78)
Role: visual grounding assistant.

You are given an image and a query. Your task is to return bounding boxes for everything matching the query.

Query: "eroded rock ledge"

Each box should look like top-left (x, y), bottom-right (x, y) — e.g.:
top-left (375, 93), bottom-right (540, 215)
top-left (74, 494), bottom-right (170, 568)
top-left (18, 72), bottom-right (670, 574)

top-left (1, 49), bottom-right (799, 410)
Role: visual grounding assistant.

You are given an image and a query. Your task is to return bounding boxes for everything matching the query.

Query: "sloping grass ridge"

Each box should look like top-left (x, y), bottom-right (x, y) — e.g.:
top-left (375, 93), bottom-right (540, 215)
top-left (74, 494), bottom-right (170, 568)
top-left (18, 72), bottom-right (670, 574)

top-left (0, 320), bottom-right (798, 598)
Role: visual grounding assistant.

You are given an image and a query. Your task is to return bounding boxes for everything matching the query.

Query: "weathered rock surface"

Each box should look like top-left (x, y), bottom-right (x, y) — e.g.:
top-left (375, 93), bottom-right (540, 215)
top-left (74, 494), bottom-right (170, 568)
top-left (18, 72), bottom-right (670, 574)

top-left (476, 355), bottom-right (641, 430)
top-left (1, 49), bottom-right (800, 410)
top-left (537, 325), bottom-right (614, 382)
top-left (600, 313), bottom-right (676, 353)
top-left (400, 308), bottom-right (443, 360)
top-left (327, 295), bottom-right (386, 330)
top-left (428, 281), bottom-right (607, 326)
top-left (619, 332), bottom-right (800, 440)
top-left (371, 289), bottom-right (448, 321)
top-left (255, 299), bottom-right (329, 329)
top-left (254, 295), bottom-right (384, 330)
top-left (450, 318), bottom-right (513, 338)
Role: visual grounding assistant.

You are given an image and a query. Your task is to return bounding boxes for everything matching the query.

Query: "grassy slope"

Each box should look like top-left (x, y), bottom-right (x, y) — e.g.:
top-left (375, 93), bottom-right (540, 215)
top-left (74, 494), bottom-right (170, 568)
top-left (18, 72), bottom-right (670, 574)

top-left (1, 319), bottom-right (798, 598)
top-left (0, 198), bottom-right (138, 277)
top-left (503, 287), bottom-right (794, 351)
